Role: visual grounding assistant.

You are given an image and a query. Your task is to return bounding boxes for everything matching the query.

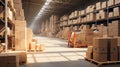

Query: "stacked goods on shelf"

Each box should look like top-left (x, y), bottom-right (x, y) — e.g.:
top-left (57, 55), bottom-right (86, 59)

top-left (14, 20), bottom-right (27, 51)
top-left (86, 37), bottom-right (120, 62)
top-left (0, 53), bottom-right (19, 67)
top-left (27, 28), bottom-right (33, 50)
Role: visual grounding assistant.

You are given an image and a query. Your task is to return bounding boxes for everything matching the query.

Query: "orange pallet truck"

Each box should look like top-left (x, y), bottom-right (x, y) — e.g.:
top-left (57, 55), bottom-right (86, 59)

top-left (68, 32), bottom-right (81, 48)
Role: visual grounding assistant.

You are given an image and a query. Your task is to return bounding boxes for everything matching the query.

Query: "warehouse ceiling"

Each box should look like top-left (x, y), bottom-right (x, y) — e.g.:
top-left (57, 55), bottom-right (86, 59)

top-left (22, 0), bottom-right (85, 27)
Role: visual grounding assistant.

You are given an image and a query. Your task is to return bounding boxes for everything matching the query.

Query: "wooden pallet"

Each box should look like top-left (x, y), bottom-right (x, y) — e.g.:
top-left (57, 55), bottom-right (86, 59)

top-left (85, 57), bottom-right (120, 67)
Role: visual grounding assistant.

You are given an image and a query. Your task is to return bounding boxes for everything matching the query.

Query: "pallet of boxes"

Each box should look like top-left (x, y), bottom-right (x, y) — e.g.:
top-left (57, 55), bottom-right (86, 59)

top-left (85, 37), bottom-right (120, 66)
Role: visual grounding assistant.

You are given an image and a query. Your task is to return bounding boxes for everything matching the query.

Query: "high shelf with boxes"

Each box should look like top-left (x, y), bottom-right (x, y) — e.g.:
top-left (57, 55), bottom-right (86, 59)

top-left (57, 0), bottom-right (120, 47)
top-left (0, 0), bottom-right (16, 51)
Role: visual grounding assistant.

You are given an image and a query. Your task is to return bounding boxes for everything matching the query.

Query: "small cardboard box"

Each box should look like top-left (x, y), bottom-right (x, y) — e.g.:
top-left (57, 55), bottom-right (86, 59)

top-left (108, 0), bottom-right (115, 7)
top-left (109, 12), bottom-right (113, 18)
top-left (96, 2), bottom-right (102, 10)
top-left (115, 0), bottom-right (120, 4)
top-left (114, 7), bottom-right (120, 17)
top-left (102, 1), bottom-right (107, 8)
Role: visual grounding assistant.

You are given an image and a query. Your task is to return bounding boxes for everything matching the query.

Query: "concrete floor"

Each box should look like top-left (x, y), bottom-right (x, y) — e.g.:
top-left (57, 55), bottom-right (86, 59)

top-left (20, 36), bottom-right (120, 67)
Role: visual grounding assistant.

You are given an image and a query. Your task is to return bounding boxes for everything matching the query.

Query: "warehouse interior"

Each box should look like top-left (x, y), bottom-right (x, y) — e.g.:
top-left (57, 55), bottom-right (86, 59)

top-left (0, 0), bottom-right (120, 67)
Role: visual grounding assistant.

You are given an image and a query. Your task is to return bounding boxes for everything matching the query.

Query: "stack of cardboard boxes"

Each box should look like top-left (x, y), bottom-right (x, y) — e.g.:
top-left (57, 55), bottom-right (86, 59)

top-left (14, 20), bottom-right (26, 51)
top-left (86, 37), bottom-right (120, 62)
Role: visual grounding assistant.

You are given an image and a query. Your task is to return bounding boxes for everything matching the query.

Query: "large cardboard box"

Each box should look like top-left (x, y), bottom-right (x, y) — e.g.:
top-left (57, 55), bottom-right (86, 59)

top-left (93, 52), bottom-right (107, 62)
top-left (93, 37), bottom-right (117, 48)
top-left (115, 0), bottom-right (120, 4)
top-left (108, 0), bottom-right (115, 7)
top-left (110, 52), bottom-right (118, 61)
top-left (114, 7), bottom-right (120, 17)
top-left (93, 47), bottom-right (107, 53)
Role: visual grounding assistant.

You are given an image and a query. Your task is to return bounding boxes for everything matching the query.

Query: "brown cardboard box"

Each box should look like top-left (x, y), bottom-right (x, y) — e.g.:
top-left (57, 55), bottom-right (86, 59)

top-left (93, 52), bottom-right (107, 62)
top-left (102, 1), bottom-right (107, 8)
top-left (93, 37), bottom-right (117, 47)
top-left (96, 2), bottom-right (102, 10)
top-left (110, 47), bottom-right (118, 52)
top-left (87, 46), bottom-right (93, 52)
top-left (93, 47), bottom-right (107, 53)
top-left (86, 52), bottom-right (93, 59)
top-left (110, 52), bottom-right (118, 61)
top-left (111, 20), bottom-right (120, 36)
top-left (114, 7), bottom-right (120, 17)
top-left (109, 12), bottom-right (113, 18)
top-left (115, 0), bottom-right (120, 4)
top-left (93, 38), bottom-right (108, 47)
top-left (100, 10), bottom-right (106, 19)
top-left (108, 0), bottom-right (115, 7)
top-left (89, 13), bottom-right (95, 21)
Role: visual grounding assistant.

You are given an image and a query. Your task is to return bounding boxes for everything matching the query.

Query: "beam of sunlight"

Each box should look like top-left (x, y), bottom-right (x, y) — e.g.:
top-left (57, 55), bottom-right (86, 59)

top-left (29, 0), bottom-right (52, 30)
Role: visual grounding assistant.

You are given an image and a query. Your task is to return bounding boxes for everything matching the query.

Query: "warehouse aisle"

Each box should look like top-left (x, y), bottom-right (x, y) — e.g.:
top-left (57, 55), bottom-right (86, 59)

top-left (20, 36), bottom-right (120, 67)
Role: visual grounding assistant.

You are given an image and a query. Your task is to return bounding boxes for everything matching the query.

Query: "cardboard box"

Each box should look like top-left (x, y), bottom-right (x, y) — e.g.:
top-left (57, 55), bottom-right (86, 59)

top-left (109, 12), bottom-right (113, 18)
top-left (86, 52), bottom-right (93, 59)
top-left (93, 47), bottom-right (107, 53)
top-left (89, 13), bottom-right (95, 21)
top-left (100, 10), bottom-right (106, 19)
top-left (87, 46), bottom-right (93, 52)
top-left (93, 37), bottom-right (117, 47)
top-left (108, 0), bottom-right (115, 7)
top-left (110, 20), bottom-right (120, 36)
top-left (93, 38), bottom-right (108, 47)
top-left (102, 1), bottom-right (107, 8)
top-left (115, 0), bottom-right (120, 4)
top-left (96, 2), bottom-right (102, 10)
top-left (110, 52), bottom-right (118, 61)
top-left (93, 52), bottom-right (107, 62)
top-left (30, 42), bottom-right (36, 50)
top-left (114, 7), bottom-right (120, 17)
